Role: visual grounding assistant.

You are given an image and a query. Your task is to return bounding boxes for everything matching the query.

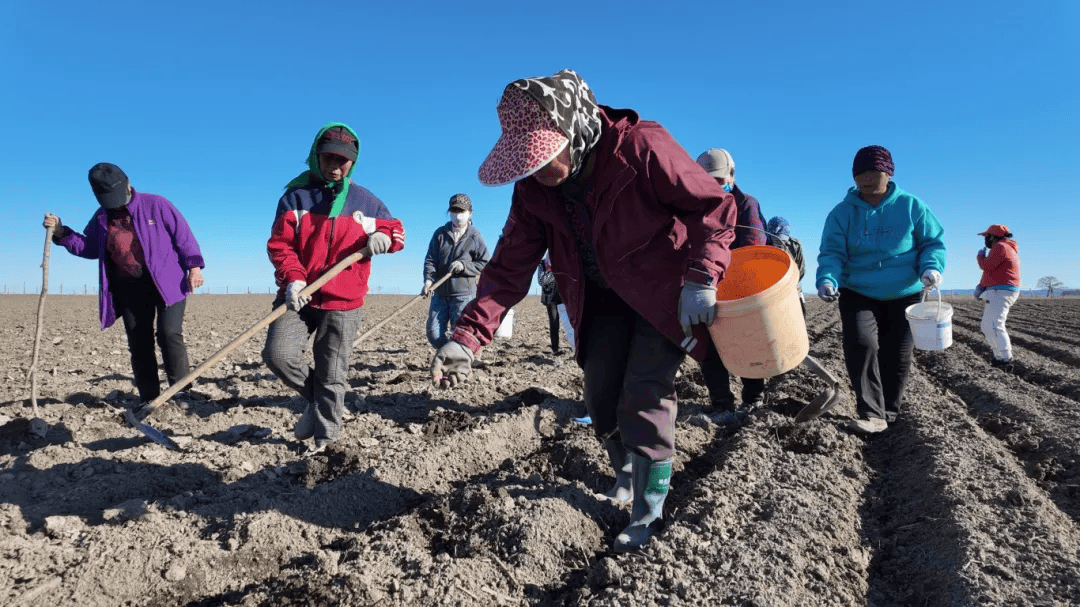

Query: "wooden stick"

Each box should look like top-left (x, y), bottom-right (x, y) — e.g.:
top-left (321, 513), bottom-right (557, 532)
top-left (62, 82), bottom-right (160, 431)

top-left (352, 271), bottom-right (453, 348)
top-left (28, 226), bottom-right (54, 419)
top-left (134, 248), bottom-right (370, 421)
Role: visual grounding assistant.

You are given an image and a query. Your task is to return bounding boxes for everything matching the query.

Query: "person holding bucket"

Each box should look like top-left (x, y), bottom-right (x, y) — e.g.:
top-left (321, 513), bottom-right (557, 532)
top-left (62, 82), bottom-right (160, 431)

top-left (263, 123), bottom-right (405, 456)
top-left (694, 148), bottom-right (768, 410)
top-left (429, 69), bottom-right (736, 552)
top-left (422, 193), bottom-right (491, 349)
top-left (815, 145), bottom-right (946, 434)
top-left (975, 224), bottom-right (1021, 369)
top-left (42, 163), bottom-right (205, 405)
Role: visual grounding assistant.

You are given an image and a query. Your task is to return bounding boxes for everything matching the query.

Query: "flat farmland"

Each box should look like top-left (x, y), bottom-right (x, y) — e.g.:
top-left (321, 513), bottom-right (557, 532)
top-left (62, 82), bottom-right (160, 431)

top-left (2, 294), bottom-right (1079, 606)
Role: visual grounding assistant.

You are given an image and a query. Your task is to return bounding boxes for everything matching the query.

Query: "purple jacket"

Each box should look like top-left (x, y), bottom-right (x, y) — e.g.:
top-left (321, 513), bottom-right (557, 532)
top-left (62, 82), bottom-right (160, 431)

top-left (56, 189), bottom-right (205, 329)
top-left (450, 106), bottom-right (736, 362)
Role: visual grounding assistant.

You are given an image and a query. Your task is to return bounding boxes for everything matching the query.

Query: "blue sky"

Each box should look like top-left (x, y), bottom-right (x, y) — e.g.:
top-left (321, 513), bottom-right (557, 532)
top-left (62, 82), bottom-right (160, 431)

top-left (2, 0), bottom-right (1077, 297)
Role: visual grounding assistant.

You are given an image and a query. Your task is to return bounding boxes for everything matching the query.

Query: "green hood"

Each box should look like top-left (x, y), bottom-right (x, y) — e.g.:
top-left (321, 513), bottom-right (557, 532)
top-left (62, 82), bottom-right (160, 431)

top-left (285, 122), bottom-right (361, 217)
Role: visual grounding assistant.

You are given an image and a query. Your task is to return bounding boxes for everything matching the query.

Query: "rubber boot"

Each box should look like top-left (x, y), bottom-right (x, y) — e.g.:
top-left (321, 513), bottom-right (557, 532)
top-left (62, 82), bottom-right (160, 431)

top-left (599, 439), bottom-right (633, 503)
top-left (613, 454), bottom-right (671, 553)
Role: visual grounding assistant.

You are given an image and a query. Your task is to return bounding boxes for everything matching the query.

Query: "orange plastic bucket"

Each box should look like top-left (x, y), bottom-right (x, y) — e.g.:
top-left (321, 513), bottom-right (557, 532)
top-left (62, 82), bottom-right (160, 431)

top-left (707, 245), bottom-right (809, 378)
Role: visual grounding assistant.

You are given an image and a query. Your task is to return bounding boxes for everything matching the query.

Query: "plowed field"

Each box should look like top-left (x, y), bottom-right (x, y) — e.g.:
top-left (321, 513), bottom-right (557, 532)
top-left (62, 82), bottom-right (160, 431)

top-left (2, 294), bottom-right (1078, 606)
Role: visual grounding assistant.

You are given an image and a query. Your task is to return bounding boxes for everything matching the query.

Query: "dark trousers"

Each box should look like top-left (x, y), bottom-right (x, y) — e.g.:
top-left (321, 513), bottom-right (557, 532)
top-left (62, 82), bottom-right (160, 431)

top-left (111, 274), bottom-right (190, 402)
top-left (545, 302), bottom-right (561, 352)
top-left (699, 343), bottom-right (765, 408)
top-left (838, 288), bottom-right (921, 422)
top-left (580, 286), bottom-right (684, 461)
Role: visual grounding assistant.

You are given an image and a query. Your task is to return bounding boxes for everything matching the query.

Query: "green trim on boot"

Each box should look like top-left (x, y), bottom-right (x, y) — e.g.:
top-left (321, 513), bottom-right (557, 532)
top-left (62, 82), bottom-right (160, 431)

top-left (613, 455), bottom-right (671, 553)
top-left (600, 439), bottom-right (633, 504)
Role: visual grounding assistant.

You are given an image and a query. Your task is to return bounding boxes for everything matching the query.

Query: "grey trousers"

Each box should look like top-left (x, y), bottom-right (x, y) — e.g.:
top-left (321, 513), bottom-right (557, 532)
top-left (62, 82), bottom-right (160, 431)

top-left (262, 298), bottom-right (363, 443)
top-left (581, 287), bottom-right (685, 461)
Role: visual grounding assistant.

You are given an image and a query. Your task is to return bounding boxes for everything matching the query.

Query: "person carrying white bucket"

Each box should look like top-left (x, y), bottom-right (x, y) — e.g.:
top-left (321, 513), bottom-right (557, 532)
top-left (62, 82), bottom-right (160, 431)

top-left (816, 145), bottom-right (946, 435)
top-left (974, 224), bottom-right (1021, 370)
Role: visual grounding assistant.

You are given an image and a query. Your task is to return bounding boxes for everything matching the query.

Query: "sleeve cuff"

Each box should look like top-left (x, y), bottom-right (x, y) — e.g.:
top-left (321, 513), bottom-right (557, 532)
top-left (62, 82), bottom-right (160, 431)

top-left (450, 328), bottom-right (482, 355)
top-left (683, 263), bottom-right (717, 286)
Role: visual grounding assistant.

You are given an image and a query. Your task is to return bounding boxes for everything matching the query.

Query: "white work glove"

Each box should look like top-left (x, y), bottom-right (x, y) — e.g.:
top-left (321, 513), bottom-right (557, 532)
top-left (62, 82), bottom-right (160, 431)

top-left (431, 340), bottom-right (474, 388)
top-left (449, 260), bottom-right (465, 274)
top-left (286, 280), bottom-right (311, 311)
top-left (818, 283), bottom-right (839, 303)
top-left (677, 281), bottom-right (717, 352)
top-left (422, 280), bottom-right (434, 298)
top-left (367, 231), bottom-right (391, 255)
top-left (921, 269), bottom-right (943, 288)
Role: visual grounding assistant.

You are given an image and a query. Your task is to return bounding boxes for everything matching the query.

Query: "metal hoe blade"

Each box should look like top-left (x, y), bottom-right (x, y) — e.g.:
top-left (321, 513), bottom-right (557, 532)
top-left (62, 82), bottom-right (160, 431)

top-left (125, 408), bottom-right (183, 451)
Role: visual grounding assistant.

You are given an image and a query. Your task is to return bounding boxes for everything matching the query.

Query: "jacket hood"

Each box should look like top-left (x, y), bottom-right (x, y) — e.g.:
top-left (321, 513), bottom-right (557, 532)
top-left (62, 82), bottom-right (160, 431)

top-left (999, 238), bottom-right (1019, 253)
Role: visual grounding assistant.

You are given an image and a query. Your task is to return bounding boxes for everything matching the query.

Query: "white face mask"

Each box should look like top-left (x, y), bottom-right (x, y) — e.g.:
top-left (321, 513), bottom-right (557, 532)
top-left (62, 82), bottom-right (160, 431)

top-left (451, 211), bottom-right (471, 227)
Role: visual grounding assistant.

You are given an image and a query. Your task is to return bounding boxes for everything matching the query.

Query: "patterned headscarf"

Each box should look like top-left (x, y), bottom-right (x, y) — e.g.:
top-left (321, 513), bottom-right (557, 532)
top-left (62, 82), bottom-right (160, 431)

top-left (510, 69), bottom-right (603, 178)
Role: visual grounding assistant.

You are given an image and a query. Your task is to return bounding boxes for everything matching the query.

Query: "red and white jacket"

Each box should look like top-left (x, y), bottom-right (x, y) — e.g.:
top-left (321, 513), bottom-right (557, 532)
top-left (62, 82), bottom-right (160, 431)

top-left (268, 181), bottom-right (404, 310)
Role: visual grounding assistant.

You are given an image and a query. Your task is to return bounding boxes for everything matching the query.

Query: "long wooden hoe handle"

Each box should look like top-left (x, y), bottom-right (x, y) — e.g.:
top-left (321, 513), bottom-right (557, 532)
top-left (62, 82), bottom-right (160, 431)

top-left (352, 271), bottom-right (453, 348)
top-left (28, 225), bottom-right (55, 418)
top-left (135, 248), bottom-right (370, 420)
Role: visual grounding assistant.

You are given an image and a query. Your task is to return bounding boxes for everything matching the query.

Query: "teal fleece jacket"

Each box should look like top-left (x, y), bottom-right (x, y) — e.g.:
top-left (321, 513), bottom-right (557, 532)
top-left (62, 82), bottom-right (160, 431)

top-left (816, 182), bottom-right (946, 301)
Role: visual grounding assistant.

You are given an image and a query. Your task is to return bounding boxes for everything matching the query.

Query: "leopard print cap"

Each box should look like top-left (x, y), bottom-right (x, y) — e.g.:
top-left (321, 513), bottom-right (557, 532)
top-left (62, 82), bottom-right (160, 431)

top-left (510, 69), bottom-right (602, 179)
top-left (477, 69), bottom-right (602, 186)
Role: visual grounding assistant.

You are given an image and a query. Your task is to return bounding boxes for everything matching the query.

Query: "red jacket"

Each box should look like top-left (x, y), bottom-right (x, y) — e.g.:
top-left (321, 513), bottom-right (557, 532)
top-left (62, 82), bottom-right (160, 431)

top-left (268, 182), bottom-right (405, 310)
top-left (451, 106), bottom-right (736, 361)
top-left (977, 238), bottom-right (1020, 288)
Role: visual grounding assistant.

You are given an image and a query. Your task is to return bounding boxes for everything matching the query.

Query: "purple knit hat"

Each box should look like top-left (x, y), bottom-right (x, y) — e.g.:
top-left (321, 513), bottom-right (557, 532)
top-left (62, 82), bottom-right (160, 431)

top-left (852, 145), bottom-right (894, 176)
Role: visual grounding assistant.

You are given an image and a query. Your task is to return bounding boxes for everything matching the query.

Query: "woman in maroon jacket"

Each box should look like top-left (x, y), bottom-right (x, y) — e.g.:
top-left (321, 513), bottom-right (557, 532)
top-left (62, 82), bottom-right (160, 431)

top-left (429, 69), bottom-right (736, 552)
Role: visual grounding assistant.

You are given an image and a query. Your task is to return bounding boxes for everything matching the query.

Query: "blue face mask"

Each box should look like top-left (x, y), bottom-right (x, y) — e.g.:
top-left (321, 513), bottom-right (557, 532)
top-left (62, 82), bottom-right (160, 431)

top-left (722, 183), bottom-right (734, 193)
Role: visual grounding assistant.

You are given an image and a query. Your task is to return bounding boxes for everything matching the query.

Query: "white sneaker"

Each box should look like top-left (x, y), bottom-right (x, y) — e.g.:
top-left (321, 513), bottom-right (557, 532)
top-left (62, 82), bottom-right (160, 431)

top-left (848, 417), bottom-right (888, 434)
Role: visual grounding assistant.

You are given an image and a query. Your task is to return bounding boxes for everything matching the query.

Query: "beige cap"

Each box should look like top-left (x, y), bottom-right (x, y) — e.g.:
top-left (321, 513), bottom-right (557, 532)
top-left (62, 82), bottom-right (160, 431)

top-left (696, 148), bottom-right (735, 178)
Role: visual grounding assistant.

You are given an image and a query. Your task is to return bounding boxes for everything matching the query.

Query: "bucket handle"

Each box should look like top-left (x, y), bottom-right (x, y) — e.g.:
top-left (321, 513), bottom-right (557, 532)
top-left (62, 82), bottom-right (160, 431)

top-left (921, 286), bottom-right (945, 321)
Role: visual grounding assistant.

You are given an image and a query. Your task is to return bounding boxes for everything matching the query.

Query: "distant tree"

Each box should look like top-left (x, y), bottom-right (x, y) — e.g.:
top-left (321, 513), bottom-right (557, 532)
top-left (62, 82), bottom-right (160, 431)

top-left (1036, 276), bottom-right (1065, 296)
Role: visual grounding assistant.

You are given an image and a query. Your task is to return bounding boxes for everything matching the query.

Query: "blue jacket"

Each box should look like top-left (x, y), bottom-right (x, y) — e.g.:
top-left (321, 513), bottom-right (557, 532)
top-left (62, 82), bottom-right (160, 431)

top-left (816, 182), bottom-right (945, 300)
top-left (423, 222), bottom-right (490, 297)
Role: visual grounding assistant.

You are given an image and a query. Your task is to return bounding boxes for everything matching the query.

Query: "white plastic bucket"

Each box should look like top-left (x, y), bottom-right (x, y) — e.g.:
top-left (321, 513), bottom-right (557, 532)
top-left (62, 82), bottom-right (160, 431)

top-left (495, 308), bottom-right (515, 338)
top-left (905, 287), bottom-right (953, 350)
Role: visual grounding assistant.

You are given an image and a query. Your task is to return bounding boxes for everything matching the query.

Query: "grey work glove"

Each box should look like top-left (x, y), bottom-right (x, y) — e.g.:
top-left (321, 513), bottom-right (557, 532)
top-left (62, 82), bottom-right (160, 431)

top-left (974, 285), bottom-right (986, 300)
top-left (422, 280), bottom-right (434, 298)
top-left (286, 280), bottom-right (311, 311)
top-left (431, 340), bottom-right (474, 388)
top-left (367, 231), bottom-right (392, 255)
top-left (818, 283), bottom-right (839, 303)
top-left (677, 281), bottom-right (717, 352)
top-left (921, 269), bottom-right (943, 289)
top-left (449, 260), bottom-right (465, 274)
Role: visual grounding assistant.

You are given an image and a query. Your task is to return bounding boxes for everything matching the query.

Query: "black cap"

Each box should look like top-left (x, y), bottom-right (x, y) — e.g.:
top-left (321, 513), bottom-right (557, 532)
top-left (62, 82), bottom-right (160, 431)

top-left (88, 163), bottom-right (130, 209)
top-left (315, 126), bottom-right (359, 161)
top-left (448, 193), bottom-right (472, 212)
